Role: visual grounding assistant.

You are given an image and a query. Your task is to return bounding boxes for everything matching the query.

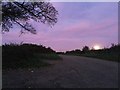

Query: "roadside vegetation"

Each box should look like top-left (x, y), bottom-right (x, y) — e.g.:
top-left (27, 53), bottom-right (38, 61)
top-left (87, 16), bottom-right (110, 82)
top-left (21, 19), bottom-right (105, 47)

top-left (79, 50), bottom-right (119, 62)
top-left (2, 43), bottom-right (61, 69)
top-left (63, 44), bottom-right (119, 62)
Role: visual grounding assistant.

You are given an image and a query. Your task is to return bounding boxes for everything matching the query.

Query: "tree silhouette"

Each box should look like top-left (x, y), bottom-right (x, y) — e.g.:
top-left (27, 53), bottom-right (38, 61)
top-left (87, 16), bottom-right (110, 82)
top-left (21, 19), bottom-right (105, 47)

top-left (2, 2), bottom-right (58, 34)
top-left (82, 46), bottom-right (89, 52)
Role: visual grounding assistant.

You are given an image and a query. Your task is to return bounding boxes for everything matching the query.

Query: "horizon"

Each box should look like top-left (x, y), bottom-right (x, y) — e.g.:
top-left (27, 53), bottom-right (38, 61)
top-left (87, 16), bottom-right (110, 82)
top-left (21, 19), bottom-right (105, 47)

top-left (1, 42), bottom-right (118, 52)
top-left (2, 2), bottom-right (118, 52)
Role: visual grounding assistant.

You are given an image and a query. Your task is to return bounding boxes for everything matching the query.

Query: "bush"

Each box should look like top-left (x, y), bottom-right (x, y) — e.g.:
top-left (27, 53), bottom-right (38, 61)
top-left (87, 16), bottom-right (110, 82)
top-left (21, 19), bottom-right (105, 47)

top-left (2, 43), bottom-right (58, 69)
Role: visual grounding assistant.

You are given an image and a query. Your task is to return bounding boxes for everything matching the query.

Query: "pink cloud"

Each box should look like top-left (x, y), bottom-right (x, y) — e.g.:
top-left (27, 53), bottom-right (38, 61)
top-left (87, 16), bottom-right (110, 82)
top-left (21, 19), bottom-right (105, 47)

top-left (54, 17), bottom-right (117, 38)
top-left (65, 20), bottom-right (91, 32)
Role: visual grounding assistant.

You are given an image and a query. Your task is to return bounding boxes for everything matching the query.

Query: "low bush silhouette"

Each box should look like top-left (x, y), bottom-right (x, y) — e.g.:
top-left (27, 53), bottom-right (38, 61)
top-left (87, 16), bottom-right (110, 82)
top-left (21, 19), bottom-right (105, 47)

top-left (2, 43), bottom-right (60, 69)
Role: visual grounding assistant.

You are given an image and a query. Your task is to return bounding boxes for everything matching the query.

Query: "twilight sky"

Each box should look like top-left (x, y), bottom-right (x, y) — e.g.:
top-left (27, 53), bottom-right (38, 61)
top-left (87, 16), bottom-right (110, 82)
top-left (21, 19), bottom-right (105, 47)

top-left (2, 2), bottom-right (118, 52)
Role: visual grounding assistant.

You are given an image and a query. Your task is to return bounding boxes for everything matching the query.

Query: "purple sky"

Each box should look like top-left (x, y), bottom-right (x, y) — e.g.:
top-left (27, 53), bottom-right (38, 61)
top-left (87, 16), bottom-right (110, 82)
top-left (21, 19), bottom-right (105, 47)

top-left (2, 2), bottom-right (118, 52)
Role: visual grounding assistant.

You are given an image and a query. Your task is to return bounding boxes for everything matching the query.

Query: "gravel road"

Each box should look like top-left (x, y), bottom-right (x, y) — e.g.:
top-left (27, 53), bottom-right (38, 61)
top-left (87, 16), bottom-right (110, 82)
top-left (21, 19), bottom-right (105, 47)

top-left (3, 55), bottom-right (118, 88)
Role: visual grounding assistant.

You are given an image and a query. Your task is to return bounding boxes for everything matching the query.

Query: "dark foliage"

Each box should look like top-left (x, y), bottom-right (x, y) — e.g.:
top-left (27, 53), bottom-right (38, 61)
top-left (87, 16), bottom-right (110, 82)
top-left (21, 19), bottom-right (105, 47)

top-left (65, 44), bottom-right (119, 62)
top-left (82, 46), bottom-right (90, 53)
top-left (66, 49), bottom-right (82, 55)
top-left (2, 43), bottom-right (56, 69)
top-left (56, 52), bottom-right (65, 54)
top-left (2, 2), bottom-right (58, 34)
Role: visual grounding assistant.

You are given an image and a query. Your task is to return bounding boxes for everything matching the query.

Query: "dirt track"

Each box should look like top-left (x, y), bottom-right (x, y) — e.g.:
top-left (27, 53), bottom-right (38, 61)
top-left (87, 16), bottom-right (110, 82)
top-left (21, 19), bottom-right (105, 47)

top-left (3, 55), bottom-right (118, 88)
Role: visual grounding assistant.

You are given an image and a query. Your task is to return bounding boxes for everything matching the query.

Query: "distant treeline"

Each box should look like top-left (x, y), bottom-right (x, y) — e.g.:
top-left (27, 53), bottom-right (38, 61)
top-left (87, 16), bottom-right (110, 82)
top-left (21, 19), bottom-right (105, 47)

top-left (57, 44), bottom-right (119, 62)
top-left (57, 44), bottom-right (119, 55)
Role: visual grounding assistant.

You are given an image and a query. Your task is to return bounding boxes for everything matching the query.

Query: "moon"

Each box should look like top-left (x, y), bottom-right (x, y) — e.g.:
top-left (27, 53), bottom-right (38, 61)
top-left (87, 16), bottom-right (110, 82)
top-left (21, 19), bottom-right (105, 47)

top-left (93, 45), bottom-right (100, 50)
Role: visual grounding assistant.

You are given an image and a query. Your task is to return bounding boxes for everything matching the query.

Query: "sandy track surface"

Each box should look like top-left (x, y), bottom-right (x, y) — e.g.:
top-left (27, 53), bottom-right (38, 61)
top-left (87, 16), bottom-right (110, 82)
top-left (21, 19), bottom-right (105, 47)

top-left (3, 55), bottom-right (118, 88)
